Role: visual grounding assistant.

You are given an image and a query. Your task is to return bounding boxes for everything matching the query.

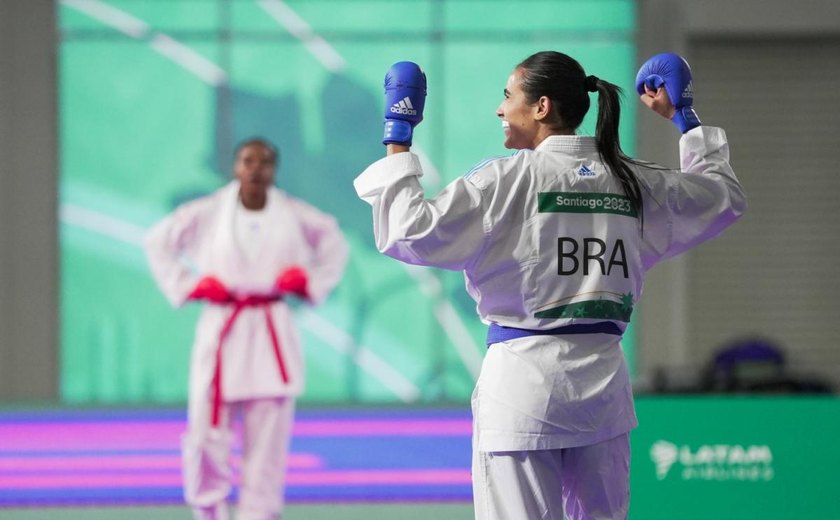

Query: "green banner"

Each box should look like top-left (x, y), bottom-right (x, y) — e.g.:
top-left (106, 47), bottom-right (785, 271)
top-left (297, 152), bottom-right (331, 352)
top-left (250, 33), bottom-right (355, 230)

top-left (534, 294), bottom-right (634, 321)
top-left (631, 397), bottom-right (840, 520)
top-left (538, 192), bottom-right (638, 217)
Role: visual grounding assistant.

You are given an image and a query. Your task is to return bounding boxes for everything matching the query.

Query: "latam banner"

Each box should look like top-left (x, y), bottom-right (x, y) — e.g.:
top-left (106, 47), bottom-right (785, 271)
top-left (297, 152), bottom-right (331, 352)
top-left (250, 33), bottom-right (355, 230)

top-left (630, 397), bottom-right (840, 520)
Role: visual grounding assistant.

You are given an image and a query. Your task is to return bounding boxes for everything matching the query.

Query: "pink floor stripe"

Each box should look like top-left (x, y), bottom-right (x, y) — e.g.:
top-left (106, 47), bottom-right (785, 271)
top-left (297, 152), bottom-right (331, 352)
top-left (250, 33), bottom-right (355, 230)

top-left (291, 420), bottom-right (473, 436)
top-left (0, 420), bottom-right (472, 450)
top-left (0, 423), bottom-right (183, 450)
top-left (0, 469), bottom-right (471, 489)
top-left (0, 453), bottom-right (324, 472)
top-left (0, 455), bottom-right (180, 471)
top-left (0, 473), bottom-right (182, 488)
top-left (286, 470), bottom-right (472, 485)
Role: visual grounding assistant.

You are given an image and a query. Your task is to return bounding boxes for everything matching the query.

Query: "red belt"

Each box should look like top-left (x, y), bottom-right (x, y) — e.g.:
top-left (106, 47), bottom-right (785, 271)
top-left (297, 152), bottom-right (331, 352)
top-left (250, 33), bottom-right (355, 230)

top-left (210, 294), bottom-right (290, 427)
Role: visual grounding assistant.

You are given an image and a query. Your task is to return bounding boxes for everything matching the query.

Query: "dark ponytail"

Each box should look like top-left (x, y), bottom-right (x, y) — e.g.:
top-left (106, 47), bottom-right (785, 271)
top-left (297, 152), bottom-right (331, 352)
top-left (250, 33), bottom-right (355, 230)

top-left (517, 51), bottom-right (643, 229)
top-left (589, 76), bottom-right (644, 229)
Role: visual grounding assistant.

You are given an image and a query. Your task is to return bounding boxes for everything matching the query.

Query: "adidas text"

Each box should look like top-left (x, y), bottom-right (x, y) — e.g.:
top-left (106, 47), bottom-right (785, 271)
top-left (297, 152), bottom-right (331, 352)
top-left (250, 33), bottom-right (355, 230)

top-left (391, 97), bottom-right (417, 116)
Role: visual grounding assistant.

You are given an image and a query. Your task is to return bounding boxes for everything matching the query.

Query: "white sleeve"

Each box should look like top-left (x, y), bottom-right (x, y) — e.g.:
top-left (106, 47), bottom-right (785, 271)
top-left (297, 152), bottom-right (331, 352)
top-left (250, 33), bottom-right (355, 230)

top-left (143, 200), bottom-right (207, 308)
top-left (639, 126), bottom-right (747, 268)
top-left (290, 199), bottom-right (349, 305)
top-left (354, 152), bottom-right (487, 271)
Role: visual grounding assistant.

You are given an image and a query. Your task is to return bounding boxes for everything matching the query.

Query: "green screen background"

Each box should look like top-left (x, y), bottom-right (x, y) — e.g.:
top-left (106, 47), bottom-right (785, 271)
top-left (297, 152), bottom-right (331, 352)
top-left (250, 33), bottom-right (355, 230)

top-left (58, 0), bottom-right (637, 405)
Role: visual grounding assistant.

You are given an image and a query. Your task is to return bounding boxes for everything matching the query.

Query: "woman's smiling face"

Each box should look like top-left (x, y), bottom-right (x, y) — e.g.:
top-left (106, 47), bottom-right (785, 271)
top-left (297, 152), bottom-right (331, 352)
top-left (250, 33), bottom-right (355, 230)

top-left (496, 68), bottom-right (540, 150)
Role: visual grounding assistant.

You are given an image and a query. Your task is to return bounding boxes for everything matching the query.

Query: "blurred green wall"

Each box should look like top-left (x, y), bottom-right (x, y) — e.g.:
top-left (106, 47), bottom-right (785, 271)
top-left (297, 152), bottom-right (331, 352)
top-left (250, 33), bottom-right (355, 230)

top-left (58, 0), bottom-right (637, 404)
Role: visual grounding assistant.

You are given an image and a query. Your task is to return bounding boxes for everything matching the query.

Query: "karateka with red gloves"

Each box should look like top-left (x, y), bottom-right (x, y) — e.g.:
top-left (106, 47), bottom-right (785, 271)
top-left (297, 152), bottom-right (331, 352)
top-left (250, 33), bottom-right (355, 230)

top-left (145, 138), bottom-right (348, 520)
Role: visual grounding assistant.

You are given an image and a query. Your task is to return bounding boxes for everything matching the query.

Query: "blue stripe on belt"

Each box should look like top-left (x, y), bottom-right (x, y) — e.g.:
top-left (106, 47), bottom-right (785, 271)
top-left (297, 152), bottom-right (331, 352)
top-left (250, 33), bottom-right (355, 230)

top-left (486, 322), bottom-right (622, 346)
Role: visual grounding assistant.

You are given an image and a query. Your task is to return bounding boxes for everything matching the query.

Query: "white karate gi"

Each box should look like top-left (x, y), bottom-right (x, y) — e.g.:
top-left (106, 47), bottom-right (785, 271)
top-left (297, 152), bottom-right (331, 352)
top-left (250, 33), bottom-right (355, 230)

top-left (355, 126), bottom-right (746, 519)
top-left (145, 181), bottom-right (348, 520)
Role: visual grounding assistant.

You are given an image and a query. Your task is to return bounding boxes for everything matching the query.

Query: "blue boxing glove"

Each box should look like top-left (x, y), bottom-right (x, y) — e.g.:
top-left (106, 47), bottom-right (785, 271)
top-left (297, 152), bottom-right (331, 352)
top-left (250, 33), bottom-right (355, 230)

top-left (635, 52), bottom-right (701, 133)
top-left (383, 61), bottom-right (427, 146)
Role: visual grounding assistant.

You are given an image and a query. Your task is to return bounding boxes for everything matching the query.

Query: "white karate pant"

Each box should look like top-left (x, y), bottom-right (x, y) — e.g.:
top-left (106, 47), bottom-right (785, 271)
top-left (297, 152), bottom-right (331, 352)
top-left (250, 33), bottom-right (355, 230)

top-left (472, 433), bottom-right (630, 520)
top-left (182, 396), bottom-right (296, 520)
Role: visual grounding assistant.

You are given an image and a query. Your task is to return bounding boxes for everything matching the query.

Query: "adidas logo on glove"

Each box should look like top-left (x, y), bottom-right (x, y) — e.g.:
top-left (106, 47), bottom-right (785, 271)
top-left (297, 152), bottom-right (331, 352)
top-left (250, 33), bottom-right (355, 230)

top-left (382, 61), bottom-right (426, 145)
top-left (390, 96), bottom-right (418, 116)
top-left (682, 81), bottom-right (694, 99)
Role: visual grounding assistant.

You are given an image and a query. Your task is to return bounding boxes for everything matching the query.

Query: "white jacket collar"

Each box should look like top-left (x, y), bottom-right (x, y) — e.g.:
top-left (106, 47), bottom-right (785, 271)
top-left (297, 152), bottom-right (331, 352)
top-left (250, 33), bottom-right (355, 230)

top-left (535, 135), bottom-right (598, 153)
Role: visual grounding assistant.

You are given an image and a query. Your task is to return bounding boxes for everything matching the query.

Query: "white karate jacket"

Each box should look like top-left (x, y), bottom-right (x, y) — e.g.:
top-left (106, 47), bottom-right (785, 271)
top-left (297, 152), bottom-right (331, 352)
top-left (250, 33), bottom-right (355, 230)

top-left (145, 181), bottom-right (348, 402)
top-left (355, 126), bottom-right (746, 451)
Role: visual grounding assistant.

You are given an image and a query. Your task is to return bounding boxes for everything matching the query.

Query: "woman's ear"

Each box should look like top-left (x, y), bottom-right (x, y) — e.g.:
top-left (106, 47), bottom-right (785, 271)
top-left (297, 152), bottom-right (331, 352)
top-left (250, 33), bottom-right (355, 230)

top-left (534, 95), bottom-right (552, 122)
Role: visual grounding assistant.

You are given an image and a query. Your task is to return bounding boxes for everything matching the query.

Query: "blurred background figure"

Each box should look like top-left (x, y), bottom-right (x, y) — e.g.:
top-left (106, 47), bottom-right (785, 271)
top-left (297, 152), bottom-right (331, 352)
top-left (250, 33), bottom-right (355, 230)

top-left (144, 138), bottom-right (348, 520)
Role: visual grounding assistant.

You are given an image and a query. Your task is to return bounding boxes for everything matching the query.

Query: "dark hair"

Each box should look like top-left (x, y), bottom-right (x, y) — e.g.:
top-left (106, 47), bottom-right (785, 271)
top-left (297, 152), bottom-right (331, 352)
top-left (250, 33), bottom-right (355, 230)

top-left (234, 137), bottom-right (280, 166)
top-left (517, 51), bottom-right (643, 228)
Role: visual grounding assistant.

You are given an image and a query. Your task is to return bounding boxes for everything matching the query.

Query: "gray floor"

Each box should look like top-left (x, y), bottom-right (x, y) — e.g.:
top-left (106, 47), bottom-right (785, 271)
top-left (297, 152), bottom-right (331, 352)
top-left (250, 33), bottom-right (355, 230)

top-left (0, 503), bottom-right (475, 520)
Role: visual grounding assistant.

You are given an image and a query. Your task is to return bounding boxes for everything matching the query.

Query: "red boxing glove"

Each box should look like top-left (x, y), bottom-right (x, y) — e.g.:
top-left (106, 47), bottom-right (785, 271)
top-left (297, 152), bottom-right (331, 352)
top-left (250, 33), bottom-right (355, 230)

top-left (188, 276), bottom-right (232, 303)
top-left (275, 266), bottom-right (308, 299)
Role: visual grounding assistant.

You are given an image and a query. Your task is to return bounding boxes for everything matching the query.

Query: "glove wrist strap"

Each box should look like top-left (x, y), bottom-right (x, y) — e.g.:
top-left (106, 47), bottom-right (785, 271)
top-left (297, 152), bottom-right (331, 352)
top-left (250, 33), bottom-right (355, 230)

top-left (672, 106), bottom-right (702, 134)
top-left (383, 120), bottom-right (413, 146)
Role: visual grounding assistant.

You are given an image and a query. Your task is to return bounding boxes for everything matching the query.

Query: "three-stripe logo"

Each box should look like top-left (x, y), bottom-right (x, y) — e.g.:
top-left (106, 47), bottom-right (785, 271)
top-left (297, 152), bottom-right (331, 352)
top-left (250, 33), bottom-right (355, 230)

top-left (390, 97), bottom-right (417, 116)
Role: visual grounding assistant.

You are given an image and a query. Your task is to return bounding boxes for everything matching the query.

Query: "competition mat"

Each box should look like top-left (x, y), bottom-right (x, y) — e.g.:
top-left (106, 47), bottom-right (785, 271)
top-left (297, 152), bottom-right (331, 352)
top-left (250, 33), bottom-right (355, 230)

top-left (0, 407), bottom-right (472, 507)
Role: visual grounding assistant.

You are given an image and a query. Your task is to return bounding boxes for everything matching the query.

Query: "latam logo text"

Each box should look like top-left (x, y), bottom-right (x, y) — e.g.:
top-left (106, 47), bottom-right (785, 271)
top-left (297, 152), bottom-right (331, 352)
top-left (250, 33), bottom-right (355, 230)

top-left (650, 440), bottom-right (774, 482)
